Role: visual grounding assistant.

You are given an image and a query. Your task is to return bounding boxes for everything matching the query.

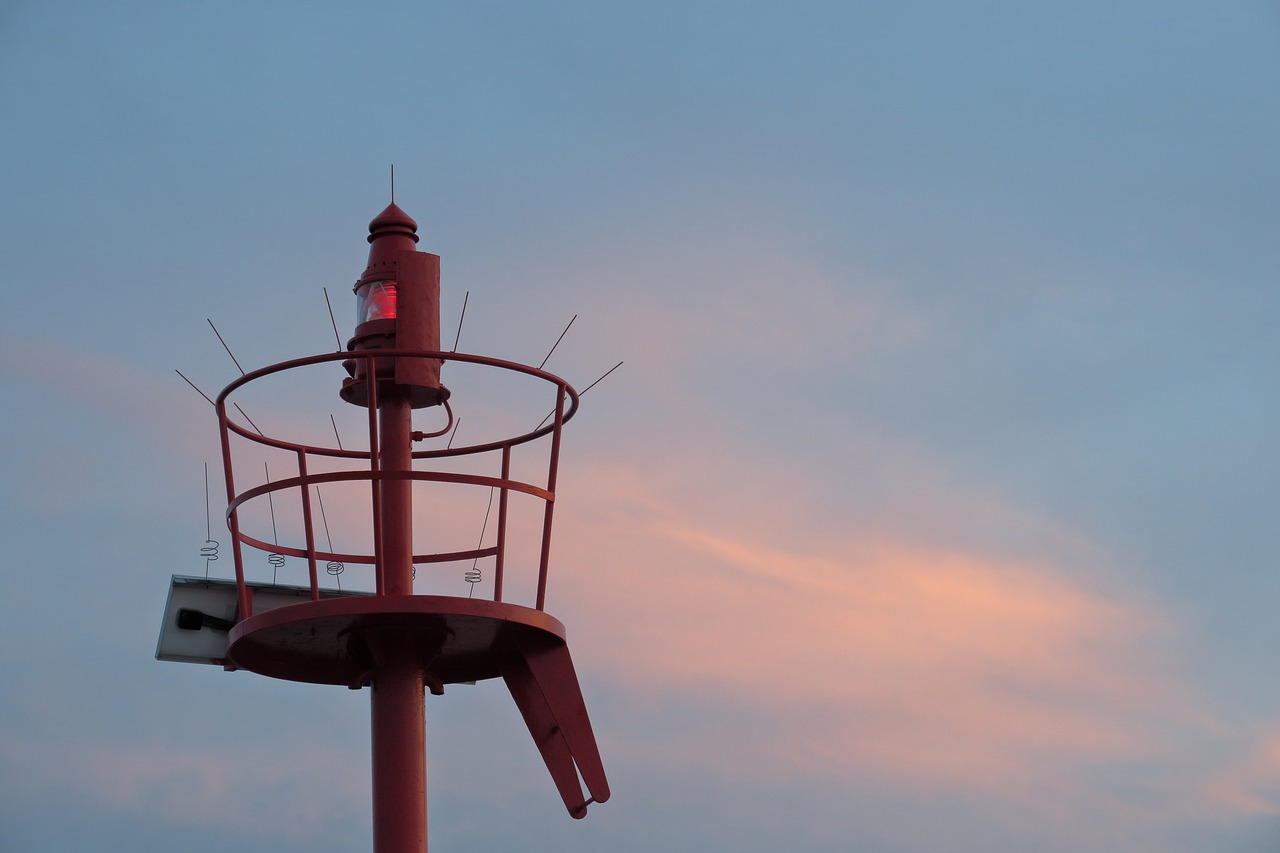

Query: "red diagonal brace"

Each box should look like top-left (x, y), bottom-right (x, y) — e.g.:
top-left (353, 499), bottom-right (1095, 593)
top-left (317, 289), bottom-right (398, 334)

top-left (499, 636), bottom-right (610, 818)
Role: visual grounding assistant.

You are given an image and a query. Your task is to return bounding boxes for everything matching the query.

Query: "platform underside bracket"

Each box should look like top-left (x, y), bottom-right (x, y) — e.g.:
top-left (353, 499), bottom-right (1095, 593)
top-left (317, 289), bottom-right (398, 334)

top-left (499, 636), bottom-right (610, 818)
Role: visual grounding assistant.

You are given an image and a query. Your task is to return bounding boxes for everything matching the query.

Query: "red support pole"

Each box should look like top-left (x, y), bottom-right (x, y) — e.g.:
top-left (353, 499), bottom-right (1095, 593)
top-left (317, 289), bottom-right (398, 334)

top-left (366, 356), bottom-right (386, 595)
top-left (218, 403), bottom-right (252, 619)
top-left (493, 445), bottom-right (511, 602)
top-left (535, 386), bottom-right (566, 611)
top-left (296, 449), bottom-right (320, 600)
top-left (371, 639), bottom-right (427, 853)
top-left (371, 384), bottom-right (428, 852)
top-left (379, 385), bottom-right (414, 597)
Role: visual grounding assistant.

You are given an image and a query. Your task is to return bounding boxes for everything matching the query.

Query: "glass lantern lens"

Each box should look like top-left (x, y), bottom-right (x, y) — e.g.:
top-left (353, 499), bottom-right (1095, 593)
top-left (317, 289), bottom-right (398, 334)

top-left (357, 281), bottom-right (397, 323)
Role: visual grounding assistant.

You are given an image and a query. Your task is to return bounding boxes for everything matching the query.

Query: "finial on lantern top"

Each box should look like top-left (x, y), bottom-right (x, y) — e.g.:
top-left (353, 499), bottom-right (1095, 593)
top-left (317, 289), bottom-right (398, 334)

top-left (367, 201), bottom-right (418, 246)
top-left (368, 164), bottom-right (415, 246)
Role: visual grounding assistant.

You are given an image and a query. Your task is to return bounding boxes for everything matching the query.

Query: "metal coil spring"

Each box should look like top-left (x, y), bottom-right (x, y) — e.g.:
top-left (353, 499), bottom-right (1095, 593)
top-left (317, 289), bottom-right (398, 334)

top-left (268, 551), bottom-right (285, 584)
top-left (201, 538), bottom-right (220, 581)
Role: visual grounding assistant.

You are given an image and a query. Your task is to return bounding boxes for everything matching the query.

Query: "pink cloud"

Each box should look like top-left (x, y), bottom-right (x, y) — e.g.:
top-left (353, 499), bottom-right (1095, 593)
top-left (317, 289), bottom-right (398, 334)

top-left (546, 455), bottom-right (1194, 802)
top-left (1201, 725), bottom-right (1280, 816)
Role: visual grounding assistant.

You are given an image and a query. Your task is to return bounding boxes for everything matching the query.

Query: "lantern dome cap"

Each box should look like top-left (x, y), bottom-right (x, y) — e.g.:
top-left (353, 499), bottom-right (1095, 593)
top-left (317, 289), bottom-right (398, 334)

top-left (368, 202), bottom-right (419, 244)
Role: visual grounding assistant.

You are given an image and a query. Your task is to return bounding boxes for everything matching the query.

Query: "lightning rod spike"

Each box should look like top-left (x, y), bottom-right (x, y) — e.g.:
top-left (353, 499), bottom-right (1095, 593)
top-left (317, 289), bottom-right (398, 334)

top-left (534, 360), bottom-right (623, 431)
top-left (452, 291), bottom-right (470, 352)
top-left (324, 287), bottom-right (343, 351)
top-left (207, 318), bottom-right (246, 376)
top-left (175, 369), bottom-right (216, 407)
top-left (540, 314), bottom-right (577, 370)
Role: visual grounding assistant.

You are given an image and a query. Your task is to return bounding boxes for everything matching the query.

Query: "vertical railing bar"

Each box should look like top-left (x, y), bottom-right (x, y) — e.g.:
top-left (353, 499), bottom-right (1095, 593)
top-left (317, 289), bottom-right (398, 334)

top-left (297, 449), bottom-right (320, 600)
top-left (535, 384), bottom-right (566, 611)
top-left (218, 399), bottom-right (252, 619)
top-left (494, 445), bottom-right (511, 603)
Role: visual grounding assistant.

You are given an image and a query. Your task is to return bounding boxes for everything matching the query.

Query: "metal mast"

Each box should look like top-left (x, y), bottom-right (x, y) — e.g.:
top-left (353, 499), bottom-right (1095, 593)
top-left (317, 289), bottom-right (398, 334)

top-left (161, 196), bottom-right (610, 853)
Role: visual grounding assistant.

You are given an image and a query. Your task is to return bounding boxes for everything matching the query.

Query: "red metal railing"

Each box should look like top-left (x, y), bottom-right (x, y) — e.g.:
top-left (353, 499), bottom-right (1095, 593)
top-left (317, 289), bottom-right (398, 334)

top-left (214, 350), bottom-right (578, 620)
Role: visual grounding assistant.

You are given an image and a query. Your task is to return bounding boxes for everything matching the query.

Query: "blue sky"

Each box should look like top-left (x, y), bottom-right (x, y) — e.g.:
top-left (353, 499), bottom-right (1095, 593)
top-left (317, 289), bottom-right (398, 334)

top-left (3, 2), bottom-right (1280, 851)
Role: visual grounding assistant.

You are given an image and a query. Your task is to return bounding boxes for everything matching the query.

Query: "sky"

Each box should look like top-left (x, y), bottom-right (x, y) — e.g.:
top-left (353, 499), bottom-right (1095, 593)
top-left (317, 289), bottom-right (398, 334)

top-left (2, 1), bottom-right (1280, 850)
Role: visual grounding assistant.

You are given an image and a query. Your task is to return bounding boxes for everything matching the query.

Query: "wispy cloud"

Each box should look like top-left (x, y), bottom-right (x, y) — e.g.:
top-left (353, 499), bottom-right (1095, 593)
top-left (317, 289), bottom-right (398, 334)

top-left (549, 450), bottom-right (1202, 809)
top-left (0, 733), bottom-right (369, 843)
top-left (1202, 725), bottom-right (1280, 816)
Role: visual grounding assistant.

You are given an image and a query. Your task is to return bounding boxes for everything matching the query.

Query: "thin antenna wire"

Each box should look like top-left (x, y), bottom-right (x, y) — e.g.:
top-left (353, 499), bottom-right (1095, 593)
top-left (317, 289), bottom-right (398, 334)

top-left (207, 319), bottom-right (245, 375)
top-left (205, 463), bottom-right (212, 541)
top-left (446, 418), bottom-right (462, 450)
top-left (390, 164), bottom-right (395, 203)
top-left (177, 369), bottom-right (262, 436)
top-left (539, 314), bottom-right (577, 370)
top-left (234, 403), bottom-right (264, 436)
top-left (265, 463), bottom-right (280, 543)
top-left (324, 287), bottom-right (343, 351)
top-left (316, 488), bottom-right (343, 591)
top-left (579, 360), bottom-right (624, 396)
top-left (535, 361), bottom-right (624, 430)
top-left (330, 414), bottom-right (344, 451)
top-left (176, 370), bottom-right (216, 406)
top-left (451, 291), bottom-right (470, 352)
top-left (202, 462), bottom-right (218, 580)
top-left (264, 463), bottom-right (284, 584)
top-left (465, 488), bottom-right (495, 598)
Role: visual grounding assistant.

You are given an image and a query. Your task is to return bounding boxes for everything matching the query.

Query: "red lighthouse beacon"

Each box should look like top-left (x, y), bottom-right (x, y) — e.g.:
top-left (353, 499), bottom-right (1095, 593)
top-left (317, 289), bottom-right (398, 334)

top-left (164, 197), bottom-right (610, 853)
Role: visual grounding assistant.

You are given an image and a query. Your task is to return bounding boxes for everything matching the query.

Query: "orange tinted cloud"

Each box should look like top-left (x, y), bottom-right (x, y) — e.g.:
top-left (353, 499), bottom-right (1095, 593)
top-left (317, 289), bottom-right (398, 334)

top-left (1201, 725), bottom-right (1280, 816)
top-left (550, 457), bottom-right (1186, 798)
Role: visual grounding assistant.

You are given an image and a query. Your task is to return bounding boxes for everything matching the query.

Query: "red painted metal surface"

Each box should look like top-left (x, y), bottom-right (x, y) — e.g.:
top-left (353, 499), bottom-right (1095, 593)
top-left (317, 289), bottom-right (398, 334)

top-left (500, 635), bottom-right (611, 817)
top-left (211, 202), bottom-right (609, 851)
top-left (370, 631), bottom-right (428, 853)
top-left (228, 595), bottom-right (569, 685)
top-left (215, 349), bottom-right (574, 594)
top-left (371, 380), bottom-right (422, 853)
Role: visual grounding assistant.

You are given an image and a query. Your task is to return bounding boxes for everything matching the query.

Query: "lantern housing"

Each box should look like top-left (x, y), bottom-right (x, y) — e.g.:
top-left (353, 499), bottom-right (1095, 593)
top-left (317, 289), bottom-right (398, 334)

top-left (339, 203), bottom-right (449, 409)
